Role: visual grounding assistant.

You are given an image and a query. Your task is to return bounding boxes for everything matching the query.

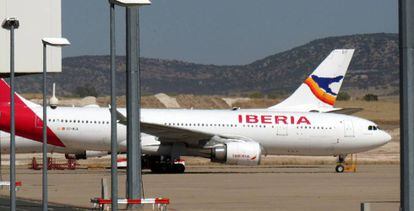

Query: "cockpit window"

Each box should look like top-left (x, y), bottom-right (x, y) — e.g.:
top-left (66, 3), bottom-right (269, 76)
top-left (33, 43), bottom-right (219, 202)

top-left (368, 125), bottom-right (379, 131)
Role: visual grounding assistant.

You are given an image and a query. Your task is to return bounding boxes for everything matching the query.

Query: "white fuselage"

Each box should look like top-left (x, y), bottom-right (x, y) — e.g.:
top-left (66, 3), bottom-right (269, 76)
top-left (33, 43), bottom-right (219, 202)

top-left (6, 107), bottom-right (390, 157)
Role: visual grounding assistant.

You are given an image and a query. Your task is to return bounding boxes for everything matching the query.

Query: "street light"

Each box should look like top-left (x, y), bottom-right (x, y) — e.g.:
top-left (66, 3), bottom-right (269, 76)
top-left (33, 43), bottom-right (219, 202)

top-left (107, 0), bottom-right (150, 210)
top-left (109, 0), bottom-right (151, 7)
top-left (108, 2), bottom-right (118, 211)
top-left (2, 17), bottom-right (19, 211)
top-left (41, 37), bottom-right (70, 211)
top-left (42, 38), bottom-right (70, 47)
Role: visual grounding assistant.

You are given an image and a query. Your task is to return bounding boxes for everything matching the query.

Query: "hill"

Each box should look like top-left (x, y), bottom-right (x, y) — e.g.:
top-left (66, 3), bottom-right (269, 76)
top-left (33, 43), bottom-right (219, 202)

top-left (13, 33), bottom-right (399, 97)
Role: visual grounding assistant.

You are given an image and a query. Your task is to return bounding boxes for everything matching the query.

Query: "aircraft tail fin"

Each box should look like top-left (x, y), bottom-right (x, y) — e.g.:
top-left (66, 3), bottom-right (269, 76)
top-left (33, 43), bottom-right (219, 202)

top-left (0, 79), bottom-right (40, 108)
top-left (268, 49), bottom-right (355, 112)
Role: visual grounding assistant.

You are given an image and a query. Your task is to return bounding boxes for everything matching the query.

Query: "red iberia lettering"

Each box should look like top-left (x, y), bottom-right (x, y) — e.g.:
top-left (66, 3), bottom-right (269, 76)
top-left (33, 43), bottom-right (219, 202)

top-left (275, 116), bottom-right (287, 124)
top-left (246, 115), bottom-right (258, 123)
top-left (297, 116), bottom-right (311, 125)
top-left (261, 115), bottom-right (272, 124)
top-left (237, 114), bottom-right (311, 125)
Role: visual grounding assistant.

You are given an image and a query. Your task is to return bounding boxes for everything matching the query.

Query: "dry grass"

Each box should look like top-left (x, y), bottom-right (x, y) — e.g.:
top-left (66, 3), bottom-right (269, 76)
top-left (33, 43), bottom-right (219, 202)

top-left (175, 95), bottom-right (230, 109)
top-left (336, 100), bottom-right (399, 126)
top-left (232, 98), bottom-right (279, 108)
top-left (96, 95), bottom-right (165, 108)
top-left (20, 93), bottom-right (43, 99)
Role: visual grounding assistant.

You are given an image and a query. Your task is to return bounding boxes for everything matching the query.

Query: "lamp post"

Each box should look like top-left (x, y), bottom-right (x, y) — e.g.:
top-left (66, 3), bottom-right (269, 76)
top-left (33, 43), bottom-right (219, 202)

top-left (2, 17), bottom-right (19, 211)
top-left (108, 2), bottom-right (118, 210)
top-left (41, 37), bottom-right (70, 211)
top-left (400, 0), bottom-right (414, 210)
top-left (108, 0), bottom-right (150, 209)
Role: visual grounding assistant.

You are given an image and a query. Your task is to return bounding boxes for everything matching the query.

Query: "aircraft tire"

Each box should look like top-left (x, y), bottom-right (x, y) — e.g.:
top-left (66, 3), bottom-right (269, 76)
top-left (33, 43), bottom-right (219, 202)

top-left (335, 164), bottom-right (345, 173)
top-left (172, 163), bottom-right (185, 173)
top-left (150, 163), bottom-right (169, 173)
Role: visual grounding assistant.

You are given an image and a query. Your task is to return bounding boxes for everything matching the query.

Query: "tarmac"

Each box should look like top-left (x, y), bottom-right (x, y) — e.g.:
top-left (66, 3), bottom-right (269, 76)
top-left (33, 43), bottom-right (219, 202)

top-left (0, 196), bottom-right (83, 210)
top-left (0, 164), bottom-right (400, 211)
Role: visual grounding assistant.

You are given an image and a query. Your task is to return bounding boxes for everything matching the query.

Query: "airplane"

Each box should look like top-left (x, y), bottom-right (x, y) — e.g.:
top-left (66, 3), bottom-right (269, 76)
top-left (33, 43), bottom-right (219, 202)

top-left (0, 49), bottom-right (391, 173)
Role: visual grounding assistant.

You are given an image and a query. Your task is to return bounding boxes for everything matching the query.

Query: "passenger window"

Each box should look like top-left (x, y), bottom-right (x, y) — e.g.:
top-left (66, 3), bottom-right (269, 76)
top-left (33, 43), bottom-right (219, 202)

top-left (368, 126), bottom-right (373, 130)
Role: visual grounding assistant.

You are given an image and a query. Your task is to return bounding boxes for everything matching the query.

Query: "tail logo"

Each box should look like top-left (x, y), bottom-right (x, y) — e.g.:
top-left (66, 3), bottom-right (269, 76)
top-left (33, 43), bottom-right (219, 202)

top-left (304, 75), bottom-right (344, 105)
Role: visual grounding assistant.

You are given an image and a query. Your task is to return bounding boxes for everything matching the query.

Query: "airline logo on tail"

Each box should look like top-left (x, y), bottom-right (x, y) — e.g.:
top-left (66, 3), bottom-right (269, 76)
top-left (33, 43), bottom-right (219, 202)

top-left (304, 75), bottom-right (344, 106)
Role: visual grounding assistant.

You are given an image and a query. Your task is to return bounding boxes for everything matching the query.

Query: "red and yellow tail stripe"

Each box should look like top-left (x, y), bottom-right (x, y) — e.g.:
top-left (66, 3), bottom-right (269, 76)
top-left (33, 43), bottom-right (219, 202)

top-left (304, 77), bottom-right (336, 106)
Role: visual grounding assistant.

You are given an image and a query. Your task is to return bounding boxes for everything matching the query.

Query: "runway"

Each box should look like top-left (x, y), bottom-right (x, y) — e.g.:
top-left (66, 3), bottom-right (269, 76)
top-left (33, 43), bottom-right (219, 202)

top-left (0, 164), bottom-right (400, 211)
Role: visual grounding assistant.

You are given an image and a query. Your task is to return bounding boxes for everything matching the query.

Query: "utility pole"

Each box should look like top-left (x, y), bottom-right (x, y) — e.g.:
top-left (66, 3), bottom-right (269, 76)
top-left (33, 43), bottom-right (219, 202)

top-left (2, 17), bottom-right (19, 211)
top-left (399, 0), bottom-right (414, 210)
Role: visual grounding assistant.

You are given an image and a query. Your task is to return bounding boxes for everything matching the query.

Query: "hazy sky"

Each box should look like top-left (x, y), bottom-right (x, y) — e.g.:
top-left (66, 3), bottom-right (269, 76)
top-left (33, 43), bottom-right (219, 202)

top-left (62, 0), bottom-right (397, 65)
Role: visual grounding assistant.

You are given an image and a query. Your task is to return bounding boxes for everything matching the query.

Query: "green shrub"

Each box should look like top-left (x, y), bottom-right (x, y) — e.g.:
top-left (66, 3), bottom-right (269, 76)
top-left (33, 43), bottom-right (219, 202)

top-left (74, 85), bottom-right (98, 97)
top-left (363, 94), bottom-right (378, 101)
top-left (337, 92), bottom-right (351, 101)
top-left (249, 92), bottom-right (264, 99)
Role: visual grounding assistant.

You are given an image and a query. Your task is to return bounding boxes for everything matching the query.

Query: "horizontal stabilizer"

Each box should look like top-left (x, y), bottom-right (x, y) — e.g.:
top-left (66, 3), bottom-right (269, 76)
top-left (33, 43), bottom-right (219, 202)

top-left (328, 107), bottom-right (363, 115)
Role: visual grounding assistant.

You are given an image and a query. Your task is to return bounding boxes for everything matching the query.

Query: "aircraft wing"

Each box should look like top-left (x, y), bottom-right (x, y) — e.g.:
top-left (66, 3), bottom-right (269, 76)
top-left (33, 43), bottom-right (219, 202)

top-left (116, 110), bottom-right (251, 147)
top-left (116, 110), bottom-right (214, 146)
top-left (141, 122), bottom-right (213, 146)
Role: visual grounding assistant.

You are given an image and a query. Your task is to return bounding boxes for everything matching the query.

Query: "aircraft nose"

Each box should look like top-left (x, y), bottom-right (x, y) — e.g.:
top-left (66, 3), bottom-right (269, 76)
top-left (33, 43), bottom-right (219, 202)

top-left (379, 130), bottom-right (392, 145)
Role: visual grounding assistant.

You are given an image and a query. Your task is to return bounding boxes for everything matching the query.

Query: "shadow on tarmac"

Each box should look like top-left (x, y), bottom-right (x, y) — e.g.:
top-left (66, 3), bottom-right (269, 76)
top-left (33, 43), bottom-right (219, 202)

top-left (141, 165), bottom-right (336, 175)
top-left (0, 196), bottom-right (86, 211)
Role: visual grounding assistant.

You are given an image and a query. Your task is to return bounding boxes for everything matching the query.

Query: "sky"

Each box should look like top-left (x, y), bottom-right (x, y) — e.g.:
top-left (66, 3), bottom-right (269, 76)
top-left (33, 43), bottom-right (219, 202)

top-left (62, 0), bottom-right (398, 65)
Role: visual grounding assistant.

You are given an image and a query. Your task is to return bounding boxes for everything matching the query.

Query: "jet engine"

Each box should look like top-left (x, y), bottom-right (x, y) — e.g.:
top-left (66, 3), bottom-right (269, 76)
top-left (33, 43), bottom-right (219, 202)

top-left (65, 151), bottom-right (109, 160)
top-left (211, 141), bottom-right (262, 165)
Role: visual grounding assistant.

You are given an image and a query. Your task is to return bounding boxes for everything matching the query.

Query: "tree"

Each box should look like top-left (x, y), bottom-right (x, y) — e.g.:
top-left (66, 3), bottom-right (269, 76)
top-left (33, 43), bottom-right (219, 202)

top-left (74, 85), bottom-right (98, 97)
top-left (249, 92), bottom-right (264, 99)
top-left (336, 92), bottom-right (351, 101)
top-left (363, 94), bottom-right (378, 101)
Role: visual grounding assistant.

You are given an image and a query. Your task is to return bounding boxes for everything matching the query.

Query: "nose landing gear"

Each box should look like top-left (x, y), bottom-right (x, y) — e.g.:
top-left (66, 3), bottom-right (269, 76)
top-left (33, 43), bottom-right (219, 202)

top-left (335, 154), bottom-right (357, 173)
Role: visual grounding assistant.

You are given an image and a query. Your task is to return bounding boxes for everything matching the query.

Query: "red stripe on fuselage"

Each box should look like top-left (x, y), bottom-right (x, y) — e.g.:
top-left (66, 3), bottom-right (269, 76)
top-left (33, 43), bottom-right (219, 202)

top-left (0, 79), bottom-right (65, 147)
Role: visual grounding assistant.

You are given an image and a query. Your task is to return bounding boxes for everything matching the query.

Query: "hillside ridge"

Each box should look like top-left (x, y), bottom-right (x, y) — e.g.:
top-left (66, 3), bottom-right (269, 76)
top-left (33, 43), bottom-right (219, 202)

top-left (13, 33), bottom-right (398, 97)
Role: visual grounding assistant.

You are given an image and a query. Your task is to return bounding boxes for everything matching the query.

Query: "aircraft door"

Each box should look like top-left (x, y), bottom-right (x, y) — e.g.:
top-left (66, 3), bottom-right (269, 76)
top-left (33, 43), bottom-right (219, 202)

top-left (343, 120), bottom-right (354, 137)
top-left (276, 124), bottom-right (288, 136)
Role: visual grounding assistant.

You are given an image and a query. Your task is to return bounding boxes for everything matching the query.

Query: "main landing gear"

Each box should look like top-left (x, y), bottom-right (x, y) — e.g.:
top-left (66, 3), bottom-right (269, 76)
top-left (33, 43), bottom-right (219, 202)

top-left (142, 155), bottom-right (186, 174)
top-left (335, 155), bottom-right (346, 173)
